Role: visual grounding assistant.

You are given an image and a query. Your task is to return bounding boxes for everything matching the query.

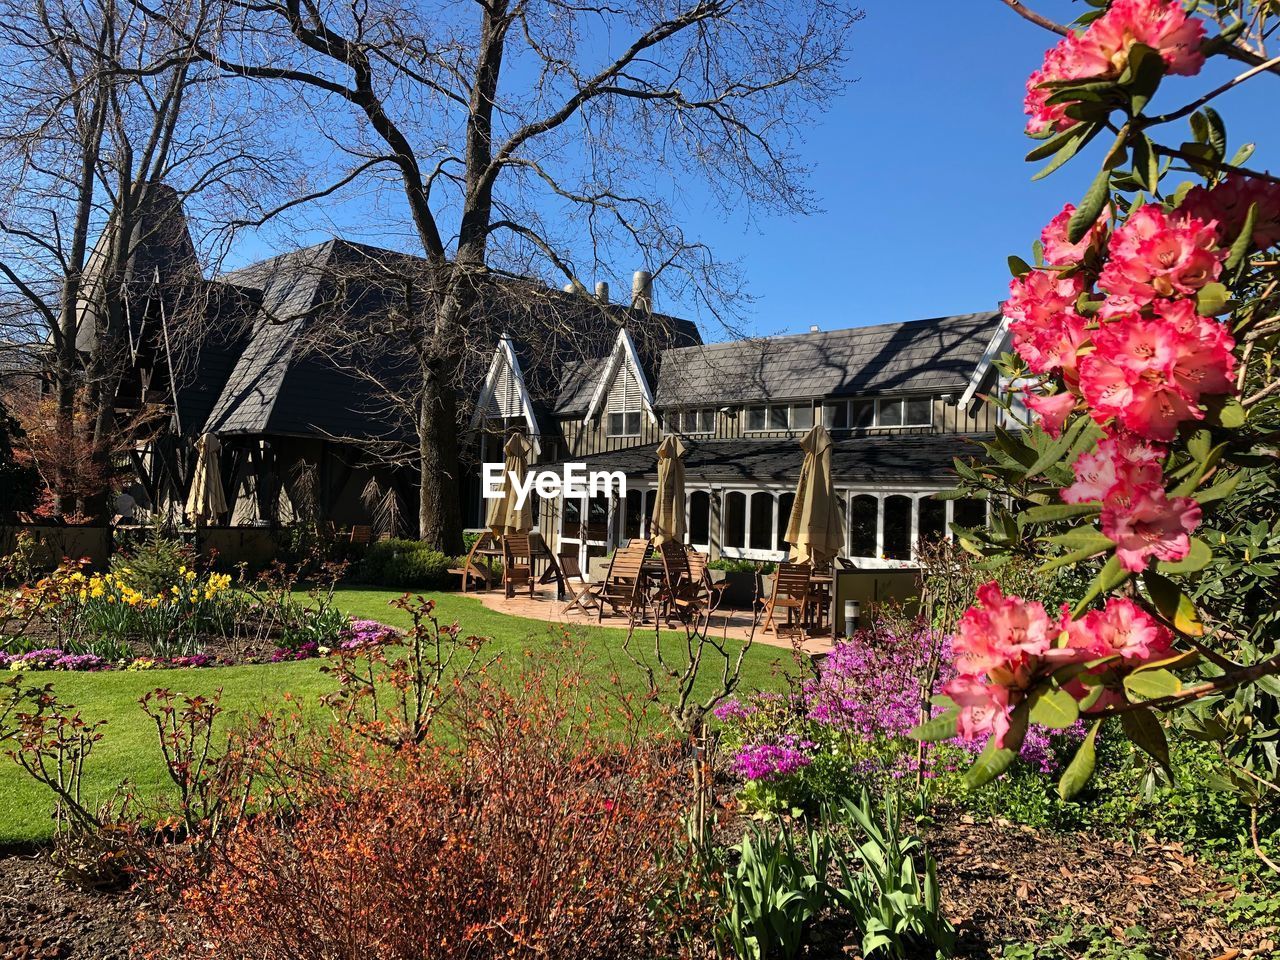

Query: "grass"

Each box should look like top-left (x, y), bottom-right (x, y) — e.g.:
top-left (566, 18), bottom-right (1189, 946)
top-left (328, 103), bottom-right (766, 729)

top-left (0, 587), bottom-right (792, 845)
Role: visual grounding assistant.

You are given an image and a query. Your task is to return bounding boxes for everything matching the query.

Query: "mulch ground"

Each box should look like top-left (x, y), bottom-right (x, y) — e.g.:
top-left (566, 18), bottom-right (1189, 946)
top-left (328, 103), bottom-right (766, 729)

top-left (0, 816), bottom-right (1274, 959)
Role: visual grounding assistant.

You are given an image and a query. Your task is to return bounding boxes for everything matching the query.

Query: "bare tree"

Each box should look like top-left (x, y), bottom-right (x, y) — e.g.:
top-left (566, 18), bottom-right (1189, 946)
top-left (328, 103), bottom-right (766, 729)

top-left (0, 0), bottom-right (296, 517)
top-left (131, 0), bottom-right (861, 551)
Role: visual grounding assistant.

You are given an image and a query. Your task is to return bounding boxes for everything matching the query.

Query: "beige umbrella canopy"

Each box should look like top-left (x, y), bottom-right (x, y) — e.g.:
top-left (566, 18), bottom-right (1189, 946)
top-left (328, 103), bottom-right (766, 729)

top-left (486, 432), bottom-right (534, 537)
top-left (652, 434), bottom-right (687, 546)
top-left (185, 433), bottom-right (228, 525)
top-left (785, 424), bottom-right (845, 568)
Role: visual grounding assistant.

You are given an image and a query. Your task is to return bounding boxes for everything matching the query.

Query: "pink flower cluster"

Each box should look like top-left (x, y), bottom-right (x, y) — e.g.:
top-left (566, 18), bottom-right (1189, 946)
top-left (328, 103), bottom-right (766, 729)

top-left (1183, 176), bottom-right (1280, 250)
top-left (943, 584), bottom-right (1173, 747)
top-left (1025, 0), bottom-right (1205, 134)
top-left (1007, 193), bottom-right (1254, 573)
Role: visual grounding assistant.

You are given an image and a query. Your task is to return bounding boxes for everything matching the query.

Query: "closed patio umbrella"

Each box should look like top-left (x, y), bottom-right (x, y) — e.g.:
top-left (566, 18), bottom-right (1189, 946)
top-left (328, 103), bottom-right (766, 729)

top-left (785, 424), bottom-right (845, 568)
top-left (652, 434), bottom-right (687, 545)
top-left (486, 432), bottom-right (534, 537)
top-left (185, 433), bottom-right (228, 525)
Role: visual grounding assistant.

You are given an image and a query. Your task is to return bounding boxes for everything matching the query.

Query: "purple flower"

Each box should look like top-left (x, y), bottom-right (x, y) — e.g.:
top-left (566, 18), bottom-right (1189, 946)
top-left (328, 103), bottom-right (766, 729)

top-left (731, 735), bottom-right (816, 781)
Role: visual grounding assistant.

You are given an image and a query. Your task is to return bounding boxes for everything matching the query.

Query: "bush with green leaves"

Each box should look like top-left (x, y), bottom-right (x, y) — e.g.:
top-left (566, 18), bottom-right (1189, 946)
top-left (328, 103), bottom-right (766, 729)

top-left (356, 539), bottom-right (457, 589)
top-left (911, 2), bottom-right (1280, 843)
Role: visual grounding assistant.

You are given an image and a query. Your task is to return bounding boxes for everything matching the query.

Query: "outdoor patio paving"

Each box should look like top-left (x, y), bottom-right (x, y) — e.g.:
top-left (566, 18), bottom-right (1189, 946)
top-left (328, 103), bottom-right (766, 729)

top-left (469, 586), bottom-right (837, 656)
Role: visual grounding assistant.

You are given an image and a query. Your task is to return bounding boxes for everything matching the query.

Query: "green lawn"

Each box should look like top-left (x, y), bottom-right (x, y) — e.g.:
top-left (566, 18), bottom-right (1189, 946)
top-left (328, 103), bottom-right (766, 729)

top-left (0, 588), bottom-right (791, 845)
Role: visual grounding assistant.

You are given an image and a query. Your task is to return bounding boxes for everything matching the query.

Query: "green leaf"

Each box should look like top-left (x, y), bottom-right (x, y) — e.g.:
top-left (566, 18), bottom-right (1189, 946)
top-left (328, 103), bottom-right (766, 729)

top-left (1120, 708), bottom-right (1171, 775)
top-left (1058, 720), bottom-right (1101, 800)
top-left (910, 710), bottom-right (959, 743)
top-left (1193, 470), bottom-right (1243, 506)
top-left (1102, 124), bottom-right (1130, 171)
top-left (1218, 399), bottom-right (1246, 429)
top-left (1131, 133), bottom-right (1159, 192)
top-left (1203, 107), bottom-right (1227, 158)
top-left (1155, 537), bottom-right (1212, 575)
top-left (1030, 124), bottom-right (1102, 181)
top-left (1068, 165), bottom-right (1112, 243)
top-left (1142, 570), bottom-right (1204, 636)
top-left (1008, 255), bottom-right (1032, 278)
top-left (1028, 686), bottom-right (1080, 730)
top-left (1072, 554), bottom-right (1130, 617)
top-left (964, 705), bottom-right (1028, 789)
top-left (1195, 282), bottom-right (1229, 316)
top-left (1022, 503), bottom-right (1103, 525)
top-left (1123, 668), bottom-right (1182, 702)
top-left (1038, 526), bottom-right (1115, 573)
top-left (1024, 413), bottom-right (1090, 479)
top-left (1229, 142), bottom-right (1256, 167)
top-left (1122, 44), bottom-right (1165, 113)
top-left (1225, 202), bottom-right (1258, 272)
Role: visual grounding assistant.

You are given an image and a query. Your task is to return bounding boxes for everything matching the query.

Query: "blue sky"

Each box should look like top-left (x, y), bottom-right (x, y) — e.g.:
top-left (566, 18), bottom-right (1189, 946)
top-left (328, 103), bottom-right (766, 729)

top-left (227, 1), bottom-right (1276, 339)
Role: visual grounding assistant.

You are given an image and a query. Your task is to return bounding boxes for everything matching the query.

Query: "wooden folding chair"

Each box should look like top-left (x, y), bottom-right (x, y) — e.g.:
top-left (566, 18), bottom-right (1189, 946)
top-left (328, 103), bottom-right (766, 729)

top-left (450, 532), bottom-right (496, 592)
top-left (687, 549), bottom-right (727, 613)
top-left (658, 540), bottom-right (706, 625)
top-left (559, 552), bottom-right (603, 617)
top-left (502, 533), bottom-right (535, 599)
top-left (597, 542), bottom-right (648, 623)
top-left (349, 524), bottom-right (372, 546)
top-left (762, 562), bottom-right (814, 639)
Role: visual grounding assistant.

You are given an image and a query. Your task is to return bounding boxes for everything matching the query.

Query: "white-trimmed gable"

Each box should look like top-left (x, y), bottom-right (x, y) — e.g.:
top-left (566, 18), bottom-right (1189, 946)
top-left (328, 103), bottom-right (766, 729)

top-left (584, 329), bottom-right (657, 426)
top-left (957, 314), bottom-right (1012, 412)
top-left (472, 337), bottom-right (541, 453)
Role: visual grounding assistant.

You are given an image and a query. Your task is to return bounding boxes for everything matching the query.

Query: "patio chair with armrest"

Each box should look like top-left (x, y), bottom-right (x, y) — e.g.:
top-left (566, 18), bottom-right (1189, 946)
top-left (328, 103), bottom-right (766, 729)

top-left (597, 542), bottom-right (649, 624)
top-left (762, 562), bottom-right (814, 639)
top-left (658, 540), bottom-right (710, 625)
top-left (501, 533), bottom-right (536, 599)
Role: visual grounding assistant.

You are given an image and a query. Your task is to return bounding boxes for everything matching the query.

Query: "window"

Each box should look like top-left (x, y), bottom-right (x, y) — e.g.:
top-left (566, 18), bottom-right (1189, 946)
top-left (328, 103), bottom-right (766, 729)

top-left (776, 492), bottom-right (795, 555)
top-left (667, 408), bottom-right (715, 434)
top-left (848, 495), bottom-right (877, 557)
top-left (623, 489), bottom-right (644, 540)
top-left (883, 495), bottom-right (913, 560)
top-left (605, 364), bottom-right (644, 436)
top-left (749, 492), bottom-right (774, 550)
top-left (689, 491), bottom-right (711, 546)
top-left (918, 497), bottom-right (947, 546)
top-left (825, 396), bottom-right (931, 431)
top-left (744, 403), bottom-right (815, 432)
top-left (953, 498), bottom-right (987, 530)
top-left (724, 492), bottom-right (747, 549)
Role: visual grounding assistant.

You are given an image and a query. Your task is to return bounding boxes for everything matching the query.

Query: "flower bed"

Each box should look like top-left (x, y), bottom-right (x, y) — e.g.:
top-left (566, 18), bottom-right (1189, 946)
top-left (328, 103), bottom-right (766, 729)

top-left (715, 624), bottom-right (1086, 811)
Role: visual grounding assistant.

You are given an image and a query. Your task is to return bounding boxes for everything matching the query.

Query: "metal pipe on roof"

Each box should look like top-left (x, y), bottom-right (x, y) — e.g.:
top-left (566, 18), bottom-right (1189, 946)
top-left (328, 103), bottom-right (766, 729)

top-left (631, 270), bottom-right (653, 311)
top-left (595, 281), bottom-right (609, 303)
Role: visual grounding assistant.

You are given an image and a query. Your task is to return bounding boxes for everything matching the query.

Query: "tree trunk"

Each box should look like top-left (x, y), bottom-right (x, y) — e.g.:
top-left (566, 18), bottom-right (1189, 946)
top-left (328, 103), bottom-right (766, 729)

top-left (418, 360), bottom-right (465, 554)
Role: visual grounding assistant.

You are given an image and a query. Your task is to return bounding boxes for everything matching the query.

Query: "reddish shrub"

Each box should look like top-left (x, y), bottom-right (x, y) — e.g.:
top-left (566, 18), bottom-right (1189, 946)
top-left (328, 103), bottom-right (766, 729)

top-left (172, 650), bottom-right (697, 960)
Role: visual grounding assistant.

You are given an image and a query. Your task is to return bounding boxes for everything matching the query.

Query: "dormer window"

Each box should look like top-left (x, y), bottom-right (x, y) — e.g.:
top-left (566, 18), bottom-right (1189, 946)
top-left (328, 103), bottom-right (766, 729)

top-left (745, 403), bottom-right (813, 432)
top-left (605, 364), bottom-right (644, 437)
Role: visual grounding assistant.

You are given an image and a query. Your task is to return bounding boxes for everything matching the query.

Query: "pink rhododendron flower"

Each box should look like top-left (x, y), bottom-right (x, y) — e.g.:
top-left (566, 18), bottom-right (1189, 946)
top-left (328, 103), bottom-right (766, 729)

top-left (1004, 270), bottom-right (1089, 376)
top-left (1061, 433), bottom-right (1163, 505)
top-left (1024, 389), bottom-right (1077, 438)
top-left (1078, 311), bottom-right (1232, 441)
top-left (1041, 202), bottom-right (1108, 266)
top-left (1098, 205), bottom-right (1223, 306)
top-left (1024, 0), bottom-right (1205, 134)
top-left (1066, 598), bottom-right (1173, 663)
top-left (1102, 484), bottom-right (1202, 572)
top-left (954, 582), bottom-right (1066, 686)
top-left (944, 675), bottom-right (1014, 748)
top-left (1182, 175), bottom-right (1280, 250)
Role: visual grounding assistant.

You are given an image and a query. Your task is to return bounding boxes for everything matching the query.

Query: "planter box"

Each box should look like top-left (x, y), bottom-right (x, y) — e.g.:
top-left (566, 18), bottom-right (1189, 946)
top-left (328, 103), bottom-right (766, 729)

top-left (587, 555), bottom-right (612, 582)
top-left (716, 570), bottom-right (761, 609)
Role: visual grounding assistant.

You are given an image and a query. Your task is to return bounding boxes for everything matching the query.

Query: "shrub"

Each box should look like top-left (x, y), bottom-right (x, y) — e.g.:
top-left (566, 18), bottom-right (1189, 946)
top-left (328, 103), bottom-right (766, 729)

top-left (356, 538), bottom-right (455, 589)
top-left (110, 531), bottom-right (196, 595)
top-left (172, 650), bottom-right (693, 960)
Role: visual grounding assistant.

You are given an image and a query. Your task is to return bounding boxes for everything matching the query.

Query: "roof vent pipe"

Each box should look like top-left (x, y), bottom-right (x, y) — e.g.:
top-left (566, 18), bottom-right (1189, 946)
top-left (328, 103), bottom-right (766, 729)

top-left (810, 324), bottom-right (819, 333)
top-left (595, 281), bottom-right (609, 303)
top-left (631, 270), bottom-right (653, 312)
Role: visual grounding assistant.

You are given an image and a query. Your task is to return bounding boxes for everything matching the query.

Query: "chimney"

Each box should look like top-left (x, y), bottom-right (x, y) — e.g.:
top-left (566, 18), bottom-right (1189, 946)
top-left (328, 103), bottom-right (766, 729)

top-left (631, 270), bottom-right (653, 311)
top-left (595, 281), bottom-right (610, 303)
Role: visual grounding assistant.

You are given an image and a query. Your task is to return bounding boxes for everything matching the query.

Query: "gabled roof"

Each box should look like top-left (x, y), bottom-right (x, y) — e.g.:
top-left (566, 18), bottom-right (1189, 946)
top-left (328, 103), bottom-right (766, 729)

top-left (582, 328), bottom-right (658, 425)
top-left (472, 336), bottom-right (543, 454)
top-left (653, 311), bottom-right (1002, 408)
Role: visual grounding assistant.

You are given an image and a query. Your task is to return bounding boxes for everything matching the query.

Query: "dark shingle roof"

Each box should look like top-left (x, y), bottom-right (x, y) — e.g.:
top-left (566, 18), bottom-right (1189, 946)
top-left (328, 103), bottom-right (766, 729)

top-left (540, 434), bottom-right (991, 484)
top-left (653, 312), bottom-right (1002, 408)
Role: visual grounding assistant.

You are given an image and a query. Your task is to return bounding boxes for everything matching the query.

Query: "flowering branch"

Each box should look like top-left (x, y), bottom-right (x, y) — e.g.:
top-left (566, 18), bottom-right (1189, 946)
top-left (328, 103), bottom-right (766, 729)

top-left (997, 0), bottom-right (1070, 37)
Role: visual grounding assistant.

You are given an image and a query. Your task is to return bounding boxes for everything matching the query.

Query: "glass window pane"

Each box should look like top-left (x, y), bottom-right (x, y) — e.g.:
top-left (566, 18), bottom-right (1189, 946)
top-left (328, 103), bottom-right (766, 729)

top-left (850, 400), bottom-right (874, 428)
top-left (586, 495), bottom-right (610, 542)
top-left (905, 397), bottom-right (933, 426)
top-left (626, 412), bottom-right (641, 435)
top-left (725, 492), bottom-right (746, 548)
top-left (746, 407), bottom-right (766, 431)
top-left (608, 412), bottom-right (624, 435)
top-left (776, 492), bottom-right (795, 555)
top-left (918, 496), bottom-right (947, 546)
top-left (699, 409), bottom-right (715, 433)
top-left (624, 489), bottom-right (642, 541)
top-left (563, 497), bottom-right (582, 529)
top-left (878, 399), bottom-right (904, 427)
top-left (749, 492), bottom-right (774, 550)
top-left (791, 405), bottom-right (813, 429)
top-left (849, 495), bottom-right (877, 557)
top-left (769, 406), bottom-right (789, 430)
top-left (954, 498), bottom-right (987, 530)
top-left (883, 494), bottom-right (912, 560)
top-left (824, 402), bottom-right (846, 430)
top-left (690, 491), bottom-right (711, 545)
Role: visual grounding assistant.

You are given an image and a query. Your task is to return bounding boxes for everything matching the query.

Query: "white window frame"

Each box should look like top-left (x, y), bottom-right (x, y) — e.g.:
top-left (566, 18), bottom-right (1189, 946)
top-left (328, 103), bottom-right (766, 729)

top-left (835, 487), bottom-right (989, 566)
top-left (607, 410), bottom-right (642, 438)
top-left (742, 403), bottom-right (817, 434)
